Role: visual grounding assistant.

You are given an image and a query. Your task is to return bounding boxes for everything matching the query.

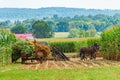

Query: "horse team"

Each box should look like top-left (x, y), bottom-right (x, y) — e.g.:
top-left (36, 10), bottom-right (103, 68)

top-left (79, 43), bottom-right (99, 60)
top-left (21, 42), bottom-right (100, 64)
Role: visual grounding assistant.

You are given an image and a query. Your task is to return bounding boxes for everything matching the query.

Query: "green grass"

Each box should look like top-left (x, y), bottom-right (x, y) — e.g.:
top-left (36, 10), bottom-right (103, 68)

top-left (0, 65), bottom-right (120, 80)
top-left (37, 37), bottom-right (96, 42)
top-left (54, 32), bottom-right (69, 38)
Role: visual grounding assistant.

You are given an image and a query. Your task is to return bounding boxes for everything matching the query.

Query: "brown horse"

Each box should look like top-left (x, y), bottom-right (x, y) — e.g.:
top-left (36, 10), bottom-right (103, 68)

top-left (80, 43), bottom-right (99, 60)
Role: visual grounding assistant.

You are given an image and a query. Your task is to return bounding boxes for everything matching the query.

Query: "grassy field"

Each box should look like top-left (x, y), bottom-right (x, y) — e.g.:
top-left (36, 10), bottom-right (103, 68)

top-left (54, 32), bottom-right (69, 38)
top-left (37, 37), bottom-right (96, 42)
top-left (0, 64), bottom-right (120, 80)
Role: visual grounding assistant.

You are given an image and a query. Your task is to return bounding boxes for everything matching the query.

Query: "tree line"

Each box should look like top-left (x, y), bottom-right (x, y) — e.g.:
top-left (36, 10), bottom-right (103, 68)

top-left (1, 7), bottom-right (120, 20)
top-left (0, 14), bottom-right (120, 38)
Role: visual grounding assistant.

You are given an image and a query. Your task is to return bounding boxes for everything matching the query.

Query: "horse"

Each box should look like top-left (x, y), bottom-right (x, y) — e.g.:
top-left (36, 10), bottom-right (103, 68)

top-left (79, 43), bottom-right (99, 60)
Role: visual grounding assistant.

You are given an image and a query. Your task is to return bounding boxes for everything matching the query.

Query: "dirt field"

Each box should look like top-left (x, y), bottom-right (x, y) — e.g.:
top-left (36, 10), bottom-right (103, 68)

top-left (21, 56), bottom-right (120, 70)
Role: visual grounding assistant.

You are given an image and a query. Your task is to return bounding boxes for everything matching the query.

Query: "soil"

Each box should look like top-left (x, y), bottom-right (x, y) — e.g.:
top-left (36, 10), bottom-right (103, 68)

top-left (21, 56), bottom-right (120, 70)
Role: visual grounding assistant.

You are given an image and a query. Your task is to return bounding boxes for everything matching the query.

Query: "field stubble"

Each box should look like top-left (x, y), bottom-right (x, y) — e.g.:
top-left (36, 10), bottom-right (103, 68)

top-left (21, 56), bottom-right (120, 70)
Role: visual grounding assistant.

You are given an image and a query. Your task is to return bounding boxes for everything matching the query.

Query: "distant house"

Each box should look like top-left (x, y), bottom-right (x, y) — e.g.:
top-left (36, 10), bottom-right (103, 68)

top-left (15, 34), bottom-right (34, 40)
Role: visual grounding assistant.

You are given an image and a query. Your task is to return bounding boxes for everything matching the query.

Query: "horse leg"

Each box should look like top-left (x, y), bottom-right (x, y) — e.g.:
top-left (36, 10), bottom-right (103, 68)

top-left (93, 53), bottom-right (96, 60)
top-left (90, 53), bottom-right (93, 60)
top-left (83, 54), bottom-right (87, 61)
top-left (84, 56), bottom-right (87, 60)
top-left (21, 57), bottom-right (26, 64)
top-left (31, 58), bottom-right (34, 63)
top-left (80, 52), bottom-right (83, 60)
top-left (80, 52), bottom-right (85, 60)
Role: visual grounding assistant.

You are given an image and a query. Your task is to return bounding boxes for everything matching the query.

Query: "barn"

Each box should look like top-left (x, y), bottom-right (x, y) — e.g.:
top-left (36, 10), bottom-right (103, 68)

top-left (15, 33), bottom-right (34, 40)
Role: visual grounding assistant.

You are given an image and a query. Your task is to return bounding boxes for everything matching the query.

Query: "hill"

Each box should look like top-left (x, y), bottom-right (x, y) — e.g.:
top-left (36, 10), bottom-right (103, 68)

top-left (0, 7), bottom-right (120, 20)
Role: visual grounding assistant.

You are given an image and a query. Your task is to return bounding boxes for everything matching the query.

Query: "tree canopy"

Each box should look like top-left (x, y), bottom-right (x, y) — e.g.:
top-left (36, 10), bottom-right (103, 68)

top-left (32, 20), bottom-right (53, 38)
top-left (10, 23), bottom-right (27, 34)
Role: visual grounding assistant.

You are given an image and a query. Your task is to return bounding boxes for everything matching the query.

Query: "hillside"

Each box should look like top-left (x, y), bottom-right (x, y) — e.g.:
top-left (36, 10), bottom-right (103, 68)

top-left (0, 7), bottom-right (120, 20)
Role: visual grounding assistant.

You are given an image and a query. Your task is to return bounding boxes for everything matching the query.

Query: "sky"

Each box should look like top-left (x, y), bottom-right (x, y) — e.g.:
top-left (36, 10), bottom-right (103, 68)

top-left (0, 0), bottom-right (120, 9)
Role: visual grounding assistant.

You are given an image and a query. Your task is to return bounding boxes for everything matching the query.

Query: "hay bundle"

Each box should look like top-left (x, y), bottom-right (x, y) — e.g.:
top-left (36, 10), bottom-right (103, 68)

top-left (12, 40), bottom-right (34, 62)
top-left (34, 43), bottom-right (50, 59)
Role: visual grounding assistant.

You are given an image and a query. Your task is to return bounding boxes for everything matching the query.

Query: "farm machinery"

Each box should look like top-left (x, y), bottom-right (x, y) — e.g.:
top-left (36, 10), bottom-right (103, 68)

top-left (12, 40), bottom-right (69, 64)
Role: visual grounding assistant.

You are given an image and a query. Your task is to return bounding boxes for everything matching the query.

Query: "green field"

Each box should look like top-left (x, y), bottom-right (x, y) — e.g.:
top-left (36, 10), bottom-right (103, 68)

top-left (37, 37), bottom-right (96, 42)
top-left (0, 64), bottom-right (120, 80)
top-left (54, 32), bottom-right (69, 38)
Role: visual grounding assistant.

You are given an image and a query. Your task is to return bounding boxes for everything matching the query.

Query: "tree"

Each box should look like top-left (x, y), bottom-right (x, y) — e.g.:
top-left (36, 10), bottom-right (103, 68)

top-left (46, 20), bottom-right (56, 32)
top-left (32, 20), bottom-right (53, 38)
top-left (0, 20), bottom-right (11, 28)
top-left (89, 29), bottom-right (97, 37)
top-left (10, 23), bottom-right (27, 34)
top-left (56, 22), bottom-right (69, 32)
top-left (68, 28), bottom-right (97, 38)
top-left (53, 14), bottom-right (59, 20)
top-left (68, 28), bottom-right (80, 38)
top-left (79, 30), bottom-right (85, 38)
top-left (23, 18), bottom-right (39, 33)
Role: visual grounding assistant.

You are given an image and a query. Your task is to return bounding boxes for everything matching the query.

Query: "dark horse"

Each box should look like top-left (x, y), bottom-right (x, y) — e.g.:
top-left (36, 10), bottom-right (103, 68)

top-left (80, 43), bottom-right (99, 60)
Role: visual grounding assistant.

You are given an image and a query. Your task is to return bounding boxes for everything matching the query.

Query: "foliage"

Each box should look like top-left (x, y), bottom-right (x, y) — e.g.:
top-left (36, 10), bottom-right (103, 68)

top-left (12, 40), bottom-right (34, 55)
top-left (68, 28), bottom-right (97, 38)
top-left (68, 28), bottom-right (80, 38)
top-left (0, 46), bottom-right (12, 66)
top-left (12, 40), bottom-right (51, 62)
top-left (1, 8), bottom-right (120, 34)
top-left (0, 20), bottom-right (11, 28)
top-left (10, 22), bottom-right (28, 34)
top-left (32, 20), bottom-right (53, 38)
top-left (56, 21), bottom-right (69, 32)
top-left (101, 25), bottom-right (120, 60)
top-left (23, 18), bottom-right (39, 33)
top-left (87, 38), bottom-right (101, 47)
top-left (49, 38), bottom-right (100, 53)
top-left (1, 9), bottom-right (120, 37)
top-left (0, 29), bottom-right (17, 66)
top-left (1, 7), bottom-right (120, 20)
top-left (12, 40), bottom-right (34, 62)
top-left (0, 29), bottom-right (17, 47)
top-left (50, 41), bottom-right (76, 53)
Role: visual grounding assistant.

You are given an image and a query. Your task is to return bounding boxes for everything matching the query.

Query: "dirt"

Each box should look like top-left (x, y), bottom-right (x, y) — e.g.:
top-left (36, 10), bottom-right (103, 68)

top-left (21, 57), bottom-right (120, 69)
